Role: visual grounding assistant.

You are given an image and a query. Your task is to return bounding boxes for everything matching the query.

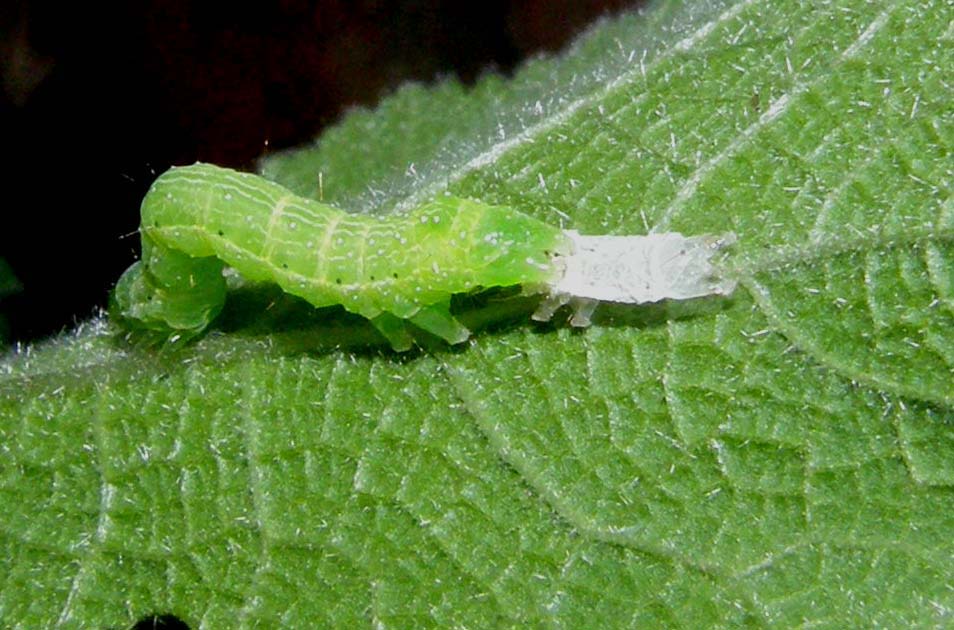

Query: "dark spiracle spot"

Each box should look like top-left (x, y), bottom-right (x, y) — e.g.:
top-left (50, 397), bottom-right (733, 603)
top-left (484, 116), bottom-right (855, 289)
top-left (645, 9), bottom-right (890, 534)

top-left (282, 263), bottom-right (288, 269)
top-left (369, 275), bottom-right (375, 281)
top-left (335, 278), bottom-right (342, 284)
top-left (392, 273), bottom-right (398, 279)
top-left (217, 230), bottom-right (224, 236)
top-left (129, 613), bottom-right (190, 630)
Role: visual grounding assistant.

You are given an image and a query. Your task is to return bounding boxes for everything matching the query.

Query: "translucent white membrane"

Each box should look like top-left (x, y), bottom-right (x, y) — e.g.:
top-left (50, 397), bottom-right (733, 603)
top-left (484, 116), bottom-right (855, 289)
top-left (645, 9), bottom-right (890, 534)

top-left (533, 230), bottom-right (737, 326)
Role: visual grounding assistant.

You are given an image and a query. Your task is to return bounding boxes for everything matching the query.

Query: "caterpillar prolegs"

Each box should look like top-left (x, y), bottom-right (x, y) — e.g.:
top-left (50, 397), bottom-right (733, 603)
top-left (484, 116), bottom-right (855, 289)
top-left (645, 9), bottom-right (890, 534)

top-left (112, 163), bottom-right (736, 351)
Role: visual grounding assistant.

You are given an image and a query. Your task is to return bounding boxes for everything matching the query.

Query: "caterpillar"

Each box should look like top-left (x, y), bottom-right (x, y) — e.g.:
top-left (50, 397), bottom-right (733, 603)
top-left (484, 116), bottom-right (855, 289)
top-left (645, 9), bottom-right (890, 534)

top-left (112, 163), bottom-right (736, 351)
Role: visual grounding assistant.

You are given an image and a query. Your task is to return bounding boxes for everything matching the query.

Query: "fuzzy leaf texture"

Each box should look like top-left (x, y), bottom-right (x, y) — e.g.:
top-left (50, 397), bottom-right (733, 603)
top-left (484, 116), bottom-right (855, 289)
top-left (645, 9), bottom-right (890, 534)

top-left (3, 0), bottom-right (954, 627)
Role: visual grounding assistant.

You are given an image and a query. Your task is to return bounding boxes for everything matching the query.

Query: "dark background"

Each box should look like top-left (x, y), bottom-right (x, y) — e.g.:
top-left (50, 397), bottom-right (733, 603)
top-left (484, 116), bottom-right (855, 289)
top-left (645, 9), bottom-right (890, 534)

top-left (1, 0), bottom-right (640, 345)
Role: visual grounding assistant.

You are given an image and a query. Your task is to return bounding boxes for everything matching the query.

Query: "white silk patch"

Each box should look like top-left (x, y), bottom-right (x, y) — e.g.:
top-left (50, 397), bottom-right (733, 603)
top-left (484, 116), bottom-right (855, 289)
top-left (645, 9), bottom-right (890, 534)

top-left (534, 230), bottom-right (737, 326)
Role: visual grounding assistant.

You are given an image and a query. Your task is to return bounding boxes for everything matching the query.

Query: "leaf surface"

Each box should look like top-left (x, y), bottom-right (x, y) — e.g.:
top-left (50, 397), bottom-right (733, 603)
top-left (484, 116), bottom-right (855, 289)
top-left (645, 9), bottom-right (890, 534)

top-left (3, 0), bottom-right (954, 627)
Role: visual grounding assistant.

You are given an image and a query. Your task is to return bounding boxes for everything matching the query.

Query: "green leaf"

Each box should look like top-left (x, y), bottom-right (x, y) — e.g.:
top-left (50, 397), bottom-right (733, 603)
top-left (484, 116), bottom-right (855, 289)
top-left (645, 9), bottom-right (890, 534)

top-left (3, 0), bottom-right (954, 627)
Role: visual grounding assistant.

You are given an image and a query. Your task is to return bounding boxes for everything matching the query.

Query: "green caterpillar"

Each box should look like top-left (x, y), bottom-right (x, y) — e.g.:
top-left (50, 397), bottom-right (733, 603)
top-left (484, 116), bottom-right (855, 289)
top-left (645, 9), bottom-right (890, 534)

top-left (113, 163), bottom-right (736, 351)
top-left (113, 163), bottom-right (573, 350)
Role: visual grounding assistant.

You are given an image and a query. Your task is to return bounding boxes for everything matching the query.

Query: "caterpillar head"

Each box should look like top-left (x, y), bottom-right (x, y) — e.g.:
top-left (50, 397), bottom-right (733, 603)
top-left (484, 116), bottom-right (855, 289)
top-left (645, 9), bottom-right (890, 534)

top-left (111, 236), bottom-right (227, 343)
